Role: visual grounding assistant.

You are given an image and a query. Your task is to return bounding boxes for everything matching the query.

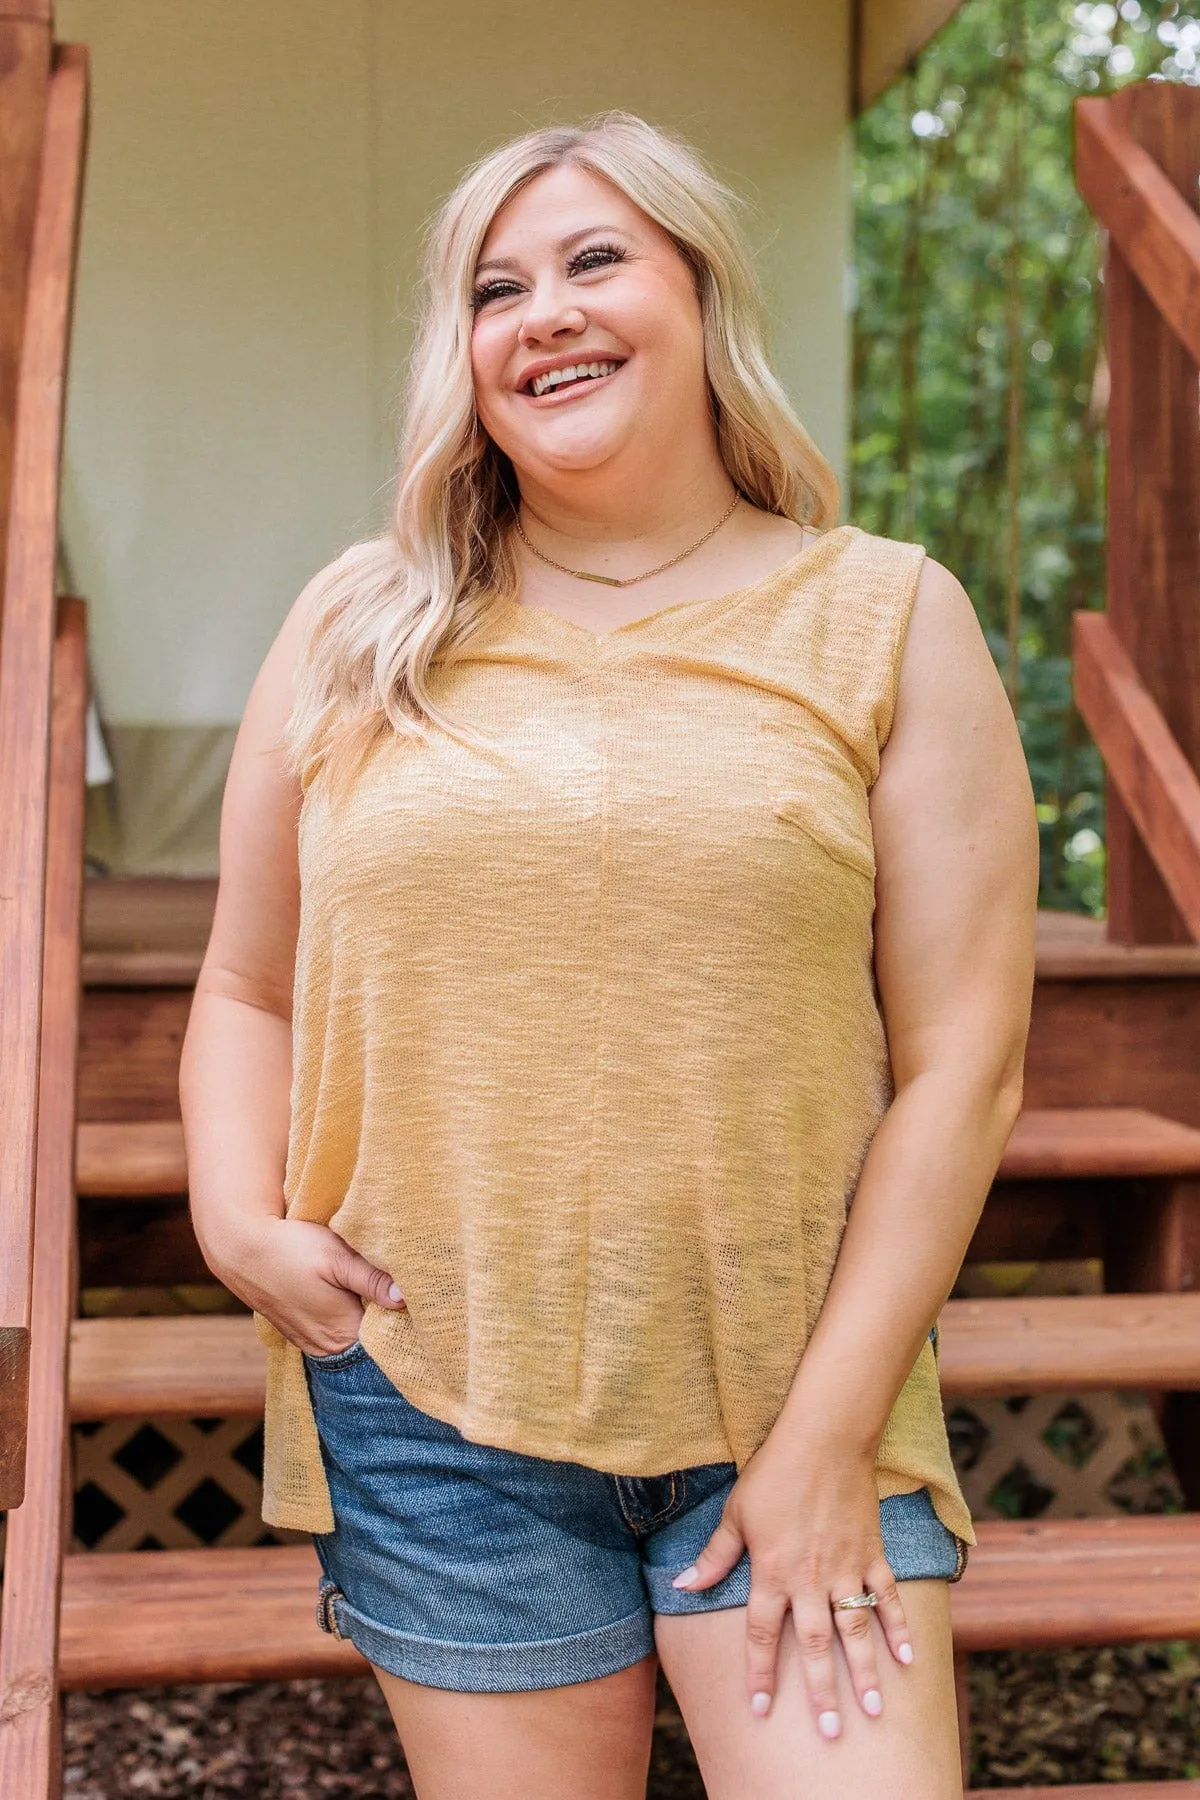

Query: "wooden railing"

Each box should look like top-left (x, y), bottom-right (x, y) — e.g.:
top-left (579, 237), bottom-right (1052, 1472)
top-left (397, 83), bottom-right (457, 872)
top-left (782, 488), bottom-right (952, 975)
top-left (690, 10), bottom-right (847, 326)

top-left (1072, 84), bottom-right (1200, 945)
top-left (0, 25), bottom-right (89, 1509)
top-left (0, 594), bottom-right (88, 1792)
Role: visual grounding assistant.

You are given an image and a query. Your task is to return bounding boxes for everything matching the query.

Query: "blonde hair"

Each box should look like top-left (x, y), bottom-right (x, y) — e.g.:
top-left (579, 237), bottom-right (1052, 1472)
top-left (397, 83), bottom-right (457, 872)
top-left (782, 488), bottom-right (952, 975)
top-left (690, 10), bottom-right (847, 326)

top-left (285, 110), bottom-right (840, 799)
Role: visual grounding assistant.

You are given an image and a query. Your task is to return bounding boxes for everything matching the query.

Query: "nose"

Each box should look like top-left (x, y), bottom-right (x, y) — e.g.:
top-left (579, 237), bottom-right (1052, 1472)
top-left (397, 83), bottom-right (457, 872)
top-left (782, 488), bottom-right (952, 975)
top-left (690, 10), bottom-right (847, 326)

top-left (517, 274), bottom-right (587, 347)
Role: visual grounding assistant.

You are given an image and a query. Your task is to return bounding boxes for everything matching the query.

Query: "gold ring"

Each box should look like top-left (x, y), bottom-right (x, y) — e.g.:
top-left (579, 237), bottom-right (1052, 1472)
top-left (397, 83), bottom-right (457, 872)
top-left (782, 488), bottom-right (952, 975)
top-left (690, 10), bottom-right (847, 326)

top-left (833, 1590), bottom-right (879, 1611)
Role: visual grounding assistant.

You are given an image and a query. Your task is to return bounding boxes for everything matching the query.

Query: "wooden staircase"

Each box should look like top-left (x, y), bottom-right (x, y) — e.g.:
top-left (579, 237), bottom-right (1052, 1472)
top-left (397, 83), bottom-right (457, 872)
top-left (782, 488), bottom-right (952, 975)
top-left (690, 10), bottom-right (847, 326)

top-left (34, 887), bottom-right (1200, 1800)
top-left (4, 47), bottom-right (1200, 1800)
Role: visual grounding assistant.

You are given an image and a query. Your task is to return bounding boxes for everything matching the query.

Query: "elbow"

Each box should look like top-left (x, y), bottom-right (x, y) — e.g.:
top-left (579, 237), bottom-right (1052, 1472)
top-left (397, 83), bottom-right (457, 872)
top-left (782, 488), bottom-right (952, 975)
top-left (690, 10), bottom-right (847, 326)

top-left (994, 1069), bottom-right (1025, 1136)
top-left (989, 1040), bottom-right (1026, 1141)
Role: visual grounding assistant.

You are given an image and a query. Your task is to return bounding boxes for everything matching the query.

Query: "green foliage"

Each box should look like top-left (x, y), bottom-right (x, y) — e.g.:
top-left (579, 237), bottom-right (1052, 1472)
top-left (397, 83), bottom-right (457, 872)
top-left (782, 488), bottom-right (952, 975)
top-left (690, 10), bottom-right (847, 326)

top-left (851, 0), bottom-right (1199, 913)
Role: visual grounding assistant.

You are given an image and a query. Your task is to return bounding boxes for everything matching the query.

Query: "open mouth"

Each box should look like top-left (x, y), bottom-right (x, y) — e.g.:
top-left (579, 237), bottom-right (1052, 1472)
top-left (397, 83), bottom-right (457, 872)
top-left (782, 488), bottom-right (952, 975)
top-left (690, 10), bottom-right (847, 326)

top-left (523, 359), bottom-right (624, 399)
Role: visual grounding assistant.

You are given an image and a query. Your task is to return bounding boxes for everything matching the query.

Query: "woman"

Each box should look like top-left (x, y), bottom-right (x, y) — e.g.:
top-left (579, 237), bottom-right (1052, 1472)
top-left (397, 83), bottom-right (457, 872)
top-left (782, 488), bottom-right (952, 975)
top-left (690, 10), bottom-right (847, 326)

top-left (180, 111), bottom-right (1038, 1799)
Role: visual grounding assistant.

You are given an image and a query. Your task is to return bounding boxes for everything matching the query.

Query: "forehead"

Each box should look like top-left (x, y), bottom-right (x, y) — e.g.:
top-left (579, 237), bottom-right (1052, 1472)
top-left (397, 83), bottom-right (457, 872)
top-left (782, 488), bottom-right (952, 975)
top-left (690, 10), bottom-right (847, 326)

top-left (477, 163), bottom-right (654, 262)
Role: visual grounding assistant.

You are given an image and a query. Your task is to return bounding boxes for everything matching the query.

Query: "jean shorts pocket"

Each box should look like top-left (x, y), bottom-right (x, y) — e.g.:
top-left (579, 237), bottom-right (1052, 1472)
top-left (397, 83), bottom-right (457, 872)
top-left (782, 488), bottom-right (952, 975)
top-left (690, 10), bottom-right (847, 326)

top-left (303, 1338), bottom-right (369, 1371)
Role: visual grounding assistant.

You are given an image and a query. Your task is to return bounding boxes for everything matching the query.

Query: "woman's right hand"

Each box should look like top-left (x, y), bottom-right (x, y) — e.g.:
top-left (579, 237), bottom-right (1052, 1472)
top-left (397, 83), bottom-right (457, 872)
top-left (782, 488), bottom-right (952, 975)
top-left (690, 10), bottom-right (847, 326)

top-left (210, 1216), bottom-right (407, 1357)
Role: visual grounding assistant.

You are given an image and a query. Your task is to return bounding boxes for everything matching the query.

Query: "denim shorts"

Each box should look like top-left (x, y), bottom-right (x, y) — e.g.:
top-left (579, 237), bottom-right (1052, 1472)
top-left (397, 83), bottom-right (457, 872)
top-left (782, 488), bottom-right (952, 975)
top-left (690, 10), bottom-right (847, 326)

top-left (303, 1337), bottom-right (968, 1693)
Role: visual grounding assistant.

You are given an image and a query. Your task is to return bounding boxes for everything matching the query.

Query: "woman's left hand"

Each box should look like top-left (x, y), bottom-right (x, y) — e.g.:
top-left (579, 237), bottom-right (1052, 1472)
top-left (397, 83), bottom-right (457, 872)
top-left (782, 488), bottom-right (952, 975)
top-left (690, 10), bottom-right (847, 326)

top-left (672, 1434), bottom-right (914, 1736)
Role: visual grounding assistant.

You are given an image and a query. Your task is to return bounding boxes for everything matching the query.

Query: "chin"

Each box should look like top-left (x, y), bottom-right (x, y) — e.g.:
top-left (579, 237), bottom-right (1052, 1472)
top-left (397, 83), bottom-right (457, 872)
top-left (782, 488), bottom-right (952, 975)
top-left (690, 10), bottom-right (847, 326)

top-left (523, 415), bottom-right (639, 473)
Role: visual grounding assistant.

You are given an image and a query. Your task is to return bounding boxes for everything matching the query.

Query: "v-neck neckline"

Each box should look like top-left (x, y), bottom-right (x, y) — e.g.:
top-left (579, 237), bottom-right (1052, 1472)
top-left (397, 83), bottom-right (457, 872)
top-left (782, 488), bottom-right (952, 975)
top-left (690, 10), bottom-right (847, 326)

top-left (492, 524), bottom-right (853, 645)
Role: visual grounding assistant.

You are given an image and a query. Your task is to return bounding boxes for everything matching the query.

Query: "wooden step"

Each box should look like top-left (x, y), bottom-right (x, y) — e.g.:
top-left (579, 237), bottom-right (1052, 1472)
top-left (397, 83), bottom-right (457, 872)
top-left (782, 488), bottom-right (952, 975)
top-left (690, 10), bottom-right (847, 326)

top-left (935, 1291), bottom-right (1200, 1395)
top-left (69, 1315), bottom-right (266, 1418)
top-left (76, 1119), bottom-right (186, 1196)
top-left (58, 1513), bottom-right (1200, 1690)
top-left (968, 1787), bottom-right (1200, 1798)
top-left (953, 1514), bottom-right (1200, 1653)
top-left (67, 1291), bottom-right (1200, 1422)
top-left (1000, 1106), bottom-right (1200, 1178)
top-left (74, 1106), bottom-right (1200, 1206)
top-left (60, 1545), bottom-right (364, 1688)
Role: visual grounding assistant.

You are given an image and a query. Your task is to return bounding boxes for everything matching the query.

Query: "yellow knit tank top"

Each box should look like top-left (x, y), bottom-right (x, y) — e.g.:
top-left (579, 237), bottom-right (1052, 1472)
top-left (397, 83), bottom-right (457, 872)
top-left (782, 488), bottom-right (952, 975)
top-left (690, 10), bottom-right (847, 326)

top-left (253, 523), bottom-right (974, 1545)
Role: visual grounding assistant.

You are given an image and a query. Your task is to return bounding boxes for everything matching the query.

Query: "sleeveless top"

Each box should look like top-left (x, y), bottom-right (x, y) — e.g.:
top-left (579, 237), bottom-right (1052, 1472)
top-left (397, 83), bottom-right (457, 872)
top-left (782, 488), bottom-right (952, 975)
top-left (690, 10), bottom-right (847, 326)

top-left (253, 522), bottom-right (975, 1545)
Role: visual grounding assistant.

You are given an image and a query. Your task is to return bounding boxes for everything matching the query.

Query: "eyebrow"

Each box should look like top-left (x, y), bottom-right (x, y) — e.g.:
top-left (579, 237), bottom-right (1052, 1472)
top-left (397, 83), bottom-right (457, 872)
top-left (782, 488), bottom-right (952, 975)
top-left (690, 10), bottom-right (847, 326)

top-left (474, 224), bottom-right (631, 278)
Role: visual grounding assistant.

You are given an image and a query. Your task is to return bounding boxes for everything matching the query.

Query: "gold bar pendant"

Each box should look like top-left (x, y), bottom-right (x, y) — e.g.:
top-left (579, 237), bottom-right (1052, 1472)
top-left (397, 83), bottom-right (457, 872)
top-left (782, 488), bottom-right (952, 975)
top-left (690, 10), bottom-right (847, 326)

top-left (575, 570), bottom-right (625, 587)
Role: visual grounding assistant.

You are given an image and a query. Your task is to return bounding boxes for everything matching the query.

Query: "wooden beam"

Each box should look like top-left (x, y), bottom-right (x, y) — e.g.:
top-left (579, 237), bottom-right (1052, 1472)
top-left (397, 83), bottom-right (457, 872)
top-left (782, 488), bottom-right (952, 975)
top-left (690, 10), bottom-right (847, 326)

top-left (854, 0), bottom-right (965, 114)
top-left (0, 17), bottom-right (51, 627)
top-left (0, 596), bottom-right (87, 1794)
top-left (1073, 609), bottom-right (1200, 943)
top-left (1076, 85), bottom-right (1200, 944)
top-left (1075, 93), bottom-right (1200, 368)
top-left (0, 42), bottom-right (88, 1509)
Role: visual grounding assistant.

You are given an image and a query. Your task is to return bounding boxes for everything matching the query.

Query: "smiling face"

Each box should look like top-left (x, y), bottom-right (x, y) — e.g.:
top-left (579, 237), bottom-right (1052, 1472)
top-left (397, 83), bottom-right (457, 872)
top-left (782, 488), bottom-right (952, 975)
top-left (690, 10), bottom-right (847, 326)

top-left (470, 162), bottom-right (715, 491)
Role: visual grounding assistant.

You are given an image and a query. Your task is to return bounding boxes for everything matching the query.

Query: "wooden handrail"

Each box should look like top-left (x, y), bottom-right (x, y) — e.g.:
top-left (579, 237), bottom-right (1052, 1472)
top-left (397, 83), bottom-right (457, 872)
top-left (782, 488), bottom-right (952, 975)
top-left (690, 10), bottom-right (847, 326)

top-left (0, 595), bottom-right (88, 1793)
top-left (1076, 94), bottom-right (1200, 368)
top-left (1073, 609), bottom-right (1200, 943)
top-left (0, 19), bottom-right (51, 625)
top-left (0, 40), bottom-right (88, 1511)
top-left (1073, 82), bottom-right (1200, 946)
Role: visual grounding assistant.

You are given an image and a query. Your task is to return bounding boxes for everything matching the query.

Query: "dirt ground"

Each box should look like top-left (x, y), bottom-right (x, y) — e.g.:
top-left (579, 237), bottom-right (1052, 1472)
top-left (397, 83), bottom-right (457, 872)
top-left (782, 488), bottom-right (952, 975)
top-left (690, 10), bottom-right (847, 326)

top-left (62, 1644), bottom-right (1200, 1794)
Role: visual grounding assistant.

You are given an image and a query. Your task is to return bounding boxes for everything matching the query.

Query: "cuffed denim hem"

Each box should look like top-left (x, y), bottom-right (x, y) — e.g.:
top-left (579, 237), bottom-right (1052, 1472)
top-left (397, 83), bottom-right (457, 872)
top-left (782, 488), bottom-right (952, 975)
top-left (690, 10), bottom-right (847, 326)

top-left (645, 1559), bottom-right (751, 1614)
top-left (316, 1576), bottom-right (655, 1692)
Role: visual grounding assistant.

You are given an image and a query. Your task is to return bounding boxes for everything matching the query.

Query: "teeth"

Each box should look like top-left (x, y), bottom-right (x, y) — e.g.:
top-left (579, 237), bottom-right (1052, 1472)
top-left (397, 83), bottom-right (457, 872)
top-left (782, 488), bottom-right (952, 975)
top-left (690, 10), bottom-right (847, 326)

top-left (531, 360), bottom-right (620, 397)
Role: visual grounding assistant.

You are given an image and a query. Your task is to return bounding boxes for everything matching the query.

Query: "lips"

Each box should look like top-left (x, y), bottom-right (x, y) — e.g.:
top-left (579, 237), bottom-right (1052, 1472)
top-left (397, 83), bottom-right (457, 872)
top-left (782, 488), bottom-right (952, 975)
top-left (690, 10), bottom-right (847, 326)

top-left (517, 356), bottom-right (626, 400)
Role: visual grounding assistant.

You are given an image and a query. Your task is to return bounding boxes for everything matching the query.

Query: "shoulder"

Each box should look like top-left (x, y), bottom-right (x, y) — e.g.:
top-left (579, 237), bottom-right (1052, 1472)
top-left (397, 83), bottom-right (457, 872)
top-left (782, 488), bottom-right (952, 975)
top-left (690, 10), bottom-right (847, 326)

top-left (897, 551), bottom-right (996, 718)
top-left (877, 548), bottom-right (1017, 781)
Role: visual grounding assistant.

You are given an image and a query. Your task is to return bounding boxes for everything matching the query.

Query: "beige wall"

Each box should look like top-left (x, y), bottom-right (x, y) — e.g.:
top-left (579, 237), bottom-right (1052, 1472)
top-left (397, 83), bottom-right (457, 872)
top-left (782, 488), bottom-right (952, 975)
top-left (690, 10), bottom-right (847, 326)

top-left (56, 0), bottom-right (853, 874)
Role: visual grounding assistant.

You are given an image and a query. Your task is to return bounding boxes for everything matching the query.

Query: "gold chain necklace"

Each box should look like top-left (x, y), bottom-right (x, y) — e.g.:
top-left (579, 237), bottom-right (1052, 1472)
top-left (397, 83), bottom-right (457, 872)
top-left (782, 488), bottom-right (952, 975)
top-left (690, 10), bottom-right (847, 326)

top-left (513, 491), bottom-right (741, 588)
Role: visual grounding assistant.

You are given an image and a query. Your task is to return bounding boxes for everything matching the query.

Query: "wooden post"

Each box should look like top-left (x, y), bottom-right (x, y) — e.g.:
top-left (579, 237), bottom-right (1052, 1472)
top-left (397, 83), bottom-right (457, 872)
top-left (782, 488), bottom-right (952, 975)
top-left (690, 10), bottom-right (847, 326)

top-left (0, 13), bottom-right (52, 633)
top-left (1103, 84), bottom-right (1200, 944)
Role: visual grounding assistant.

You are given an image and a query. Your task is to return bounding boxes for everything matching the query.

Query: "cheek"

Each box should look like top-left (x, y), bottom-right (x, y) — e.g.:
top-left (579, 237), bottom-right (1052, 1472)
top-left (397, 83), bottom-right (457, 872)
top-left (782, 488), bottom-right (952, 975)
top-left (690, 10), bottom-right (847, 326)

top-left (470, 330), bottom-right (512, 432)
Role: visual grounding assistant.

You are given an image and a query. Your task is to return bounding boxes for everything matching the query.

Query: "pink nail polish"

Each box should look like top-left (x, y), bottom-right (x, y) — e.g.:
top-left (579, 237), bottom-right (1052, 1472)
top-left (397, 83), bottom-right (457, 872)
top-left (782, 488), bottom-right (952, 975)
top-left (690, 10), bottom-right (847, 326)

top-left (863, 1689), bottom-right (883, 1716)
top-left (751, 1691), bottom-right (770, 1716)
top-left (818, 1710), bottom-right (841, 1740)
top-left (897, 1641), bottom-right (914, 1665)
top-left (672, 1564), bottom-right (698, 1589)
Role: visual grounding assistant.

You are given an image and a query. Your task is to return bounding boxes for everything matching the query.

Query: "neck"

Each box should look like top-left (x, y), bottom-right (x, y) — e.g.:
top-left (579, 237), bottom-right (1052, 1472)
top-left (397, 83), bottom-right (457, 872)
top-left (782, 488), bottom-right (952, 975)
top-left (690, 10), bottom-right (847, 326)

top-left (515, 451), bottom-right (736, 556)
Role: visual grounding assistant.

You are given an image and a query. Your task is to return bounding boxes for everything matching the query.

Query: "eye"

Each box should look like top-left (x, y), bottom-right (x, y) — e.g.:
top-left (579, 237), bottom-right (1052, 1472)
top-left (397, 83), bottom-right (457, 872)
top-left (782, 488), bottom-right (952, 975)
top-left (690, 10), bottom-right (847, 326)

top-left (471, 277), bottom-right (523, 313)
top-left (566, 242), bottom-right (627, 277)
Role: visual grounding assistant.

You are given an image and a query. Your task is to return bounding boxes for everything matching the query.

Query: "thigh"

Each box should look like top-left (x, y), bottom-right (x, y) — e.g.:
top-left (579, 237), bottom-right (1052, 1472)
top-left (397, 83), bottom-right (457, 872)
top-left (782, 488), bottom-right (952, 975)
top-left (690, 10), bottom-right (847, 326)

top-left (654, 1579), bottom-right (962, 1800)
top-left (369, 1652), bottom-right (659, 1800)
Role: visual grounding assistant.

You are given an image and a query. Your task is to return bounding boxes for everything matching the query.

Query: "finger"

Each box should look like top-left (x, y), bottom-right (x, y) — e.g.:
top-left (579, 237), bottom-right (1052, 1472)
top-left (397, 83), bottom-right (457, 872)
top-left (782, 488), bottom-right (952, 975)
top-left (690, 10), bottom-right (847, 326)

top-left (331, 1245), bottom-right (406, 1309)
top-left (864, 1559), bottom-right (913, 1666)
top-left (791, 1601), bottom-right (843, 1738)
top-left (830, 1580), bottom-right (884, 1718)
top-left (743, 1585), bottom-right (789, 1717)
top-left (672, 1514), bottom-right (745, 1592)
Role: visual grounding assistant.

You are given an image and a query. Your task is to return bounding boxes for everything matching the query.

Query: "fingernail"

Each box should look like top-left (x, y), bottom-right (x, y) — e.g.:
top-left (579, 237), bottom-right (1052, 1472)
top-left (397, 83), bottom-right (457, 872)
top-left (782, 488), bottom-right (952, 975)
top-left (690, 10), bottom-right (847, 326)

top-left (750, 1691), bottom-right (771, 1716)
top-left (388, 1283), bottom-right (403, 1303)
top-left (818, 1710), bottom-right (841, 1740)
top-left (897, 1641), bottom-right (914, 1665)
top-left (863, 1689), bottom-right (883, 1716)
top-left (671, 1565), bottom-right (698, 1589)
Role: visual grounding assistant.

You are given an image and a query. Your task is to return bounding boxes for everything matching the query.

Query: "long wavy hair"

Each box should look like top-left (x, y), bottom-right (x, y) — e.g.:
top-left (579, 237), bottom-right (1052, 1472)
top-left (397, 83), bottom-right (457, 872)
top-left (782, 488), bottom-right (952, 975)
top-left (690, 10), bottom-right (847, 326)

top-left (284, 110), bottom-right (840, 799)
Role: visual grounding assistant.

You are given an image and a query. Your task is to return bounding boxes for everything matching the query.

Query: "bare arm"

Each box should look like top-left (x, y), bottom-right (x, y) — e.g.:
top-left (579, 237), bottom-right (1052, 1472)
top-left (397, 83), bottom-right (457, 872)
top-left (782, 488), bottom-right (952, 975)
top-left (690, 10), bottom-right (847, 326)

top-left (676, 554), bottom-right (1039, 1726)
top-left (178, 569), bottom-right (406, 1351)
top-left (770, 553), bottom-right (1039, 1455)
